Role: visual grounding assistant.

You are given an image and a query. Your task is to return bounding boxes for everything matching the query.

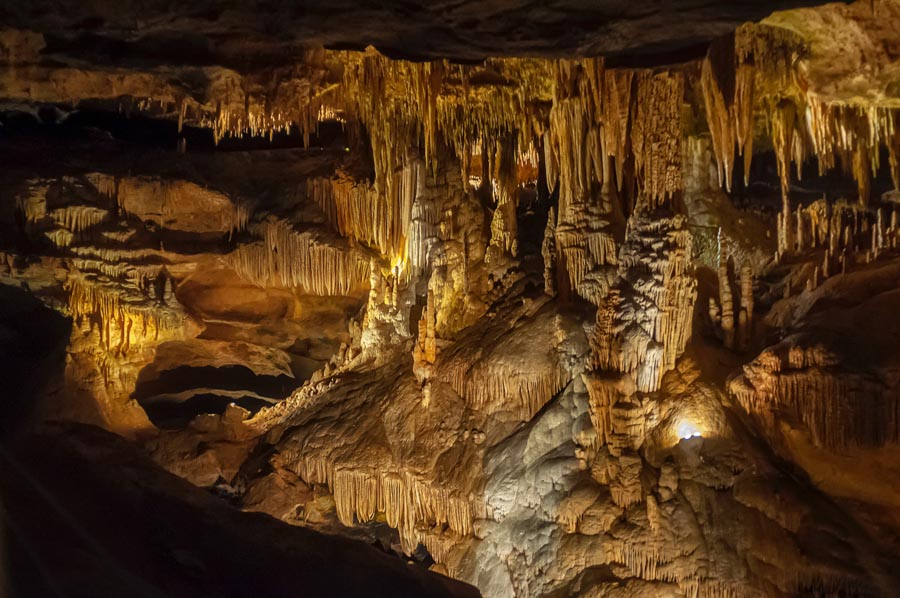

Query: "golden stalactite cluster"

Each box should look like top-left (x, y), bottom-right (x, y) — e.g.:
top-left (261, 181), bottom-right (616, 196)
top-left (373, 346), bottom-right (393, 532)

top-left (307, 174), bottom-right (409, 258)
top-left (65, 272), bottom-right (182, 357)
top-left (186, 48), bottom-right (331, 145)
top-left (227, 218), bottom-right (370, 296)
top-left (632, 71), bottom-right (685, 208)
top-left (700, 24), bottom-right (801, 193)
top-left (700, 22), bottom-right (900, 263)
top-left (700, 36), bottom-right (755, 192)
top-left (284, 453), bottom-right (481, 557)
top-left (329, 50), bottom-right (553, 268)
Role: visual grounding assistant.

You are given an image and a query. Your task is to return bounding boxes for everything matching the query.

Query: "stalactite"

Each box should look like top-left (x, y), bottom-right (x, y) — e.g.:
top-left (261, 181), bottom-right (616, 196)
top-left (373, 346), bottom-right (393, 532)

top-left (65, 272), bottom-right (181, 356)
top-left (182, 48), bottom-right (330, 144)
top-left (545, 60), bottom-right (620, 305)
top-left (805, 99), bottom-right (892, 203)
top-left (284, 454), bottom-right (480, 560)
top-left (15, 182), bottom-right (49, 224)
top-left (701, 34), bottom-right (756, 191)
top-left (46, 229), bottom-right (75, 247)
top-left (309, 174), bottom-right (406, 257)
top-left (602, 69), bottom-right (635, 191)
top-left (227, 219), bottom-right (370, 296)
top-left (773, 101), bottom-right (797, 257)
top-left (485, 134), bottom-right (520, 262)
top-left (631, 71), bottom-right (684, 208)
top-left (732, 345), bottom-right (900, 449)
top-left (461, 362), bottom-right (569, 420)
top-left (49, 205), bottom-right (108, 234)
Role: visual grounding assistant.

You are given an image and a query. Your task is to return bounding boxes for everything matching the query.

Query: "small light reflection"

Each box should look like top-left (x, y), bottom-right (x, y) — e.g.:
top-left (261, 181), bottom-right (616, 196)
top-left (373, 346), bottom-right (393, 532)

top-left (677, 420), bottom-right (702, 440)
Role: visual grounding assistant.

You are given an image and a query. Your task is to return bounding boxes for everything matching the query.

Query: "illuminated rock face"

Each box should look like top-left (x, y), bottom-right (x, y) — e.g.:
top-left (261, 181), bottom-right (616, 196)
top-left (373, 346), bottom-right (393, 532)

top-left (4, 1), bottom-right (900, 596)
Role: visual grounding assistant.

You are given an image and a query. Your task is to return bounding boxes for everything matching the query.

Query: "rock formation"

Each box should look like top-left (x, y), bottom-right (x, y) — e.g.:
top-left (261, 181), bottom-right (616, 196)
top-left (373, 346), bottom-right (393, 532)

top-left (3, 0), bottom-right (900, 596)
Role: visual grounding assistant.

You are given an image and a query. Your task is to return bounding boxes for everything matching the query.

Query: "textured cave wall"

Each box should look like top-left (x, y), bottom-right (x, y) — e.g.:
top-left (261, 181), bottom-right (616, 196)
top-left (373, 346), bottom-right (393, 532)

top-left (0, 0), bottom-right (835, 62)
top-left (3, 0), bottom-right (900, 597)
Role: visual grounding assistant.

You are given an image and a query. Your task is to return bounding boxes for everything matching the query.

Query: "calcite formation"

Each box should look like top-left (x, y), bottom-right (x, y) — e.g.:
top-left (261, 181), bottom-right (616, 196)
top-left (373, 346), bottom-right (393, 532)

top-left (4, 1), bottom-right (900, 597)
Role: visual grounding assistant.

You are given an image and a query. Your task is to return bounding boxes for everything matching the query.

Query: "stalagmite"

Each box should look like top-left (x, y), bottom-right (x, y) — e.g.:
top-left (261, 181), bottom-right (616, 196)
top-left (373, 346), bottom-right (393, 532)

top-left (414, 290), bottom-right (438, 367)
top-left (738, 263), bottom-right (753, 350)
top-left (779, 198), bottom-right (881, 270)
top-left (717, 229), bottom-right (734, 349)
top-left (542, 207), bottom-right (558, 296)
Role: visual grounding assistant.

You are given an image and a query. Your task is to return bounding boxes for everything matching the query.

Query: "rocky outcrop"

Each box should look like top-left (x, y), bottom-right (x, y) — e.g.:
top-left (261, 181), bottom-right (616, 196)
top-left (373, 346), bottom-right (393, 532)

top-left (0, 422), bottom-right (478, 598)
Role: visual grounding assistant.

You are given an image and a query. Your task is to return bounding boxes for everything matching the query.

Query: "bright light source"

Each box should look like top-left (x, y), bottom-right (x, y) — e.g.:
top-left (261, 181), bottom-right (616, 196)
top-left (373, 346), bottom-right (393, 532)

top-left (677, 420), bottom-right (702, 440)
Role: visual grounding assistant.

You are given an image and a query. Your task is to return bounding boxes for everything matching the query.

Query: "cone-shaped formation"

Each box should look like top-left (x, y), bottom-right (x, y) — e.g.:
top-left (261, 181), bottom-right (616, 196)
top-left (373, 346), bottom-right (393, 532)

top-left (590, 214), bottom-right (697, 393)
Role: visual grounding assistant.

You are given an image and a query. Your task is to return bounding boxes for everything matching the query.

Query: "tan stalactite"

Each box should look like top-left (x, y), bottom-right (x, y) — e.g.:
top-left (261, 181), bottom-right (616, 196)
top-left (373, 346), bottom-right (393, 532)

top-left (602, 69), bottom-right (635, 192)
top-left (546, 59), bottom-right (621, 305)
top-left (772, 101), bottom-right (796, 257)
top-left (201, 48), bottom-right (329, 145)
top-left (732, 345), bottom-right (900, 450)
top-left (65, 272), bottom-right (182, 356)
top-left (701, 35), bottom-right (756, 191)
top-left (309, 174), bottom-right (406, 258)
top-left (16, 182), bottom-right (111, 242)
top-left (49, 205), bottom-right (109, 234)
top-left (227, 219), bottom-right (370, 296)
top-left (462, 362), bottom-right (569, 421)
top-left (485, 134), bottom-right (520, 263)
top-left (631, 70), bottom-right (684, 208)
top-left (699, 22), bottom-right (900, 222)
top-left (287, 454), bottom-right (480, 557)
top-left (806, 99), bottom-right (893, 204)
